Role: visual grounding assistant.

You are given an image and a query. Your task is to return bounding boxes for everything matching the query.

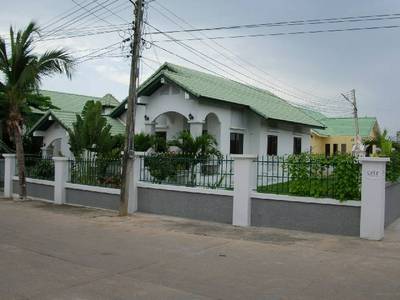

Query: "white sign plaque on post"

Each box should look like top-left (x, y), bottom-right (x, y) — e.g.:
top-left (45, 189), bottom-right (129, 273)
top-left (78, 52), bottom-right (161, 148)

top-left (359, 157), bottom-right (390, 240)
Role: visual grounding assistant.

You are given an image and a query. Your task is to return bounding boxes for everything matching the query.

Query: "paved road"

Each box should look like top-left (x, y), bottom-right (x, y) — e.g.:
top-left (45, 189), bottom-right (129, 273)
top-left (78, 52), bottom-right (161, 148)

top-left (1, 198), bottom-right (400, 300)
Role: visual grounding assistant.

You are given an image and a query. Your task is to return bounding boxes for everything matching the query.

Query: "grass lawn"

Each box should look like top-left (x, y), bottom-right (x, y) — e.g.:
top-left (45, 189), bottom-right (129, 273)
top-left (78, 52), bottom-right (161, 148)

top-left (256, 178), bottom-right (360, 201)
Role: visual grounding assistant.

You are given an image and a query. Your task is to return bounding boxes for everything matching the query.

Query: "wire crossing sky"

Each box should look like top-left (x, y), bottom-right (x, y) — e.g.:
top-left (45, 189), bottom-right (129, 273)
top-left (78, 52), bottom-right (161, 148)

top-left (1, 0), bottom-right (399, 134)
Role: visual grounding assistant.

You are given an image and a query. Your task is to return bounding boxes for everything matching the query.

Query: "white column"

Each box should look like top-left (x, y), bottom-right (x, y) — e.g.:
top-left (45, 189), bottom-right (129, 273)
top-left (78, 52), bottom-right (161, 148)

top-left (189, 121), bottom-right (204, 137)
top-left (128, 152), bottom-right (145, 213)
top-left (3, 154), bottom-right (16, 198)
top-left (53, 157), bottom-right (69, 205)
top-left (359, 157), bottom-right (390, 240)
top-left (145, 122), bottom-right (156, 135)
top-left (232, 154), bottom-right (257, 226)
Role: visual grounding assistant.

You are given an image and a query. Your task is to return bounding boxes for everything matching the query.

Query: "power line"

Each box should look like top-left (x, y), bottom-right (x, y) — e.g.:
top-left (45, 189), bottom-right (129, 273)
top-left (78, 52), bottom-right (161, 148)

top-left (152, 24), bottom-right (400, 42)
top-left (145, 22), bottom-right (349, 112)
top-left (42, 0), bottom-right (119, 38)
top-left (150, 2), bottom-right (358, 106)
top-left (148, 12), bottom-right (400, 35)
top-left (144, 38), bottom-right (351, 115)
top-left (149, 2), bottom-right (347, 109)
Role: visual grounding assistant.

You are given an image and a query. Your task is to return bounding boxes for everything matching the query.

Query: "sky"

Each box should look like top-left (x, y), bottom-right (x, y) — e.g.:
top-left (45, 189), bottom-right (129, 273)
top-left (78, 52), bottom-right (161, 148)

top-left (1, 0), bottom-right (399, 135)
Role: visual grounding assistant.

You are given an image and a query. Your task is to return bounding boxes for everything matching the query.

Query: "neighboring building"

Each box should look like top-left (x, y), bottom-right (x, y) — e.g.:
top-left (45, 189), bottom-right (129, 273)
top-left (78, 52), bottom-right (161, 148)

top-left (301, 108), bottom-right (380, 155)
top-left (110, 62), bottom-right (324, 156)
top-left (28, 90), bottom-right (124, 158)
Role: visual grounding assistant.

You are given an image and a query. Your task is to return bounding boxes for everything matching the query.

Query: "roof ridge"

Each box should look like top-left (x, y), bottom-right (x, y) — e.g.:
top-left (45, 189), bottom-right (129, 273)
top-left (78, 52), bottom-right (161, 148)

top-left (40, 89), bottom-right (101, 99)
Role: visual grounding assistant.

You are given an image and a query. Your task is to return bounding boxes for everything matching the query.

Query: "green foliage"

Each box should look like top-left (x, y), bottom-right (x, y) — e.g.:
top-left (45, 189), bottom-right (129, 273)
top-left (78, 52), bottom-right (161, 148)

top-left (134, 133), bottom-right (167, 152)
top-left (70, 158), bottom-right (121, 188)
top-left (143, 131), bottom-right (222, 186)
top-left (283, 153), bottom-right (360, 201)
top-left (144, 152), bottom-right (181, 183)
top-left (27, 159), bottom-right (54, 180)
top-left (331, 154), bottom-right (361, 201)
top-left (68, 101), bottom-right (121, 158)
top-left (387, 150), bottom-right (400, 182)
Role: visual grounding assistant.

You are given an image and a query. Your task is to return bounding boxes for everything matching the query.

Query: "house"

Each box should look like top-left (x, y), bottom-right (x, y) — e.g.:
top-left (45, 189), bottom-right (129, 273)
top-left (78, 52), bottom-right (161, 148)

top-left (110, 62), bottom-right (324, 156)
top-left (28, 90), bottom-right (124, 157)
top-left (301, 108), bottom-right (380, 155)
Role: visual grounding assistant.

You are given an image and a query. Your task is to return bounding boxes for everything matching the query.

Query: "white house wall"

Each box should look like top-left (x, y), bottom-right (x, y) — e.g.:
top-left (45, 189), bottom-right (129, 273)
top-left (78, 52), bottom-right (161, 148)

top-left (130, 83), bottom-right (312, 156)
top-left (42, 123), bottom-right (72, 158)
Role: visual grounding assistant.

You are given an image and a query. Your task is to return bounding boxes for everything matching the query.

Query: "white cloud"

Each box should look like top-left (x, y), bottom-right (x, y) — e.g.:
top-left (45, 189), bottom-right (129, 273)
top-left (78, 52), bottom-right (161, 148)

top-left (94, 64), bottom-right (130, 86)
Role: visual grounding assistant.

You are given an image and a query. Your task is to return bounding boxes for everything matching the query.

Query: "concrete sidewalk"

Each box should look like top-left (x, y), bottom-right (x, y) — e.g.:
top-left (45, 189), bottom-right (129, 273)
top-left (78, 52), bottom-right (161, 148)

top-left (1, 198), bottom-right (400, 299)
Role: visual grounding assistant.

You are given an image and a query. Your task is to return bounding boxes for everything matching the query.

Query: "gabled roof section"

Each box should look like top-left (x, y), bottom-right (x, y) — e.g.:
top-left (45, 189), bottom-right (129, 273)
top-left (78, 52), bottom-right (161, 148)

top-left (312, 117), bottom-right (378, 137)
top-left (27, 110), bottom-right (125, 136)
top-left (298, 107), bottom-right (327, 122)
top-left (111, 62), bottom-right (324, 128)
top-left (32, 90), bottom-right (120, 114)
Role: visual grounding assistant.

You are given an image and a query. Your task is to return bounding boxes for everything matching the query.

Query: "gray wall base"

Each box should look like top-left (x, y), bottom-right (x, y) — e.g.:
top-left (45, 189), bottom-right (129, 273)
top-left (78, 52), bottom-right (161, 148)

top-left (13, 180), bottom-right (54, 201)
top-left (251, 198), bottom-right (361, 236)
top-left (65, 188), bottom-right (119, 211)
top-left (138, 187), bottom-right (233, 224)
top-left (385, 182), bottom-right (400, 227)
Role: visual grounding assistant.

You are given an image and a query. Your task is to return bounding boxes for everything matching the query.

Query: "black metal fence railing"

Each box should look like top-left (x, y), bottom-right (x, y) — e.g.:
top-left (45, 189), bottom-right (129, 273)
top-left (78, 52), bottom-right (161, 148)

top-left (139, 154), bottom-right (234, 190)
top-left (256, 154), bottom-right (361, 201)
top-left (15, 155), bottom-right (55, 181)
top-left (68, 158), bottom-right (122, 188)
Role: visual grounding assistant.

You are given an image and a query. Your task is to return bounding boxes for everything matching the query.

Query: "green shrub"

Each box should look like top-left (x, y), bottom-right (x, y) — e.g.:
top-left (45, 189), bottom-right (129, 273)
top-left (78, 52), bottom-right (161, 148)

top-left (144, 153), bottom-right (181, 183)
top-left (331, 154), bottom-right (361, 201)
top-left (387, 150), bottom-right (400, 182)
top-left (28, 159), bottom-right (54, 180)
top-left (285, 153), bottom-right (360, 201)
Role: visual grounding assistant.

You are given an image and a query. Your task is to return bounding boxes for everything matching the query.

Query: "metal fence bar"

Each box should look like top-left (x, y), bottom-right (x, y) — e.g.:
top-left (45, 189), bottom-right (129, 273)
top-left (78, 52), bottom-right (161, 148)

top-left (255, 155), bottom-right (361, 201)
top-left (138, 154), bottom-right (234, 190)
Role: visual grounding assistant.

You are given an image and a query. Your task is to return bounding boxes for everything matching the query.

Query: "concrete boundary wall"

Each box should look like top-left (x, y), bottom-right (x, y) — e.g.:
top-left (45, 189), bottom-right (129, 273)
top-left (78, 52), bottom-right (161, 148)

top-left (12, 177), bottom-right (54, 202)
top-left (65, 183), bottom-right (120, 211)
top-left (138, 184), bottom-right (233, 224)
top-left (251, 192), bottom-right (361, 236)
top-left (385, 182), bottom-right (400, 227)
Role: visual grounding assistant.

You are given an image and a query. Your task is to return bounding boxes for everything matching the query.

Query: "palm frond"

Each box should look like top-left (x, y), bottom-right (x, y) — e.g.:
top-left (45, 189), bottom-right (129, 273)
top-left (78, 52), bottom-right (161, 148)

top-left (37, 49), bottom-right (75, 79)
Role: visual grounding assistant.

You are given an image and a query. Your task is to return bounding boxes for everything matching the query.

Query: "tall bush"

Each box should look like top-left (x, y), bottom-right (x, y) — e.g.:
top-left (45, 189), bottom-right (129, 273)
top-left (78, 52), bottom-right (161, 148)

top-left (286, 153), bottom-right (360, 201)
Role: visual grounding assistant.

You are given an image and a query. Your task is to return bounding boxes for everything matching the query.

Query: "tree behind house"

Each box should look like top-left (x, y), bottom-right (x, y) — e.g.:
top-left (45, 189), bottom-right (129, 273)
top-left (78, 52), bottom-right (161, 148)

top-left (68, 100), bottom-right (123, 159)
top-left (0, 22), bottom-right (74, 199)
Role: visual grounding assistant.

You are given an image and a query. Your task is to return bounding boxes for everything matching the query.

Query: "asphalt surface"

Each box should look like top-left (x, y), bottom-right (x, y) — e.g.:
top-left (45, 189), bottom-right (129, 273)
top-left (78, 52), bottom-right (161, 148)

top-left (1, 198), bottom-right (400, 300)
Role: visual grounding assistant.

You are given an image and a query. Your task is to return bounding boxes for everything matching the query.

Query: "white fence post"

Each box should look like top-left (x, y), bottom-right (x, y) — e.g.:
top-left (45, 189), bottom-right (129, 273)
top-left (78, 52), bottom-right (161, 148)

top-left (359, 157), bottom-right (390, 240)
top-left (232, 154), bottom-right (257, 227)
top-left (3, 154), bottom-right (16, 198)
top-left (128, 152), bottom-right (145, 213)
top-left (53, 157), bottom-right (69, 205)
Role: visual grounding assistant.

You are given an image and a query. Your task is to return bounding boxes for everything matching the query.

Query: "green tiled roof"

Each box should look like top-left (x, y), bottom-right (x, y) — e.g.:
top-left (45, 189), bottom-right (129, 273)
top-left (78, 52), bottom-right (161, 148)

top-left (313, 117), bottom-right (377, 137)
top-left (111, 63), bottom-right (324, 128)
top-left (27, 110), bottom-right (125, 136)
top-left (298, 107), bottom-right (327, 122)
top-left (33, 90), bottom-right (120, 113)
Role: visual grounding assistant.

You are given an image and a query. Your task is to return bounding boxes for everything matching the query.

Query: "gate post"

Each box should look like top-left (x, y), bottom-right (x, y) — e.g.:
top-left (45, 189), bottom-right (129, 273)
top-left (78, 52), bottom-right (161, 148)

top-left (3, 154), bottom-right (16, 198)
top-left (232, 155), bottom-right (257, 227)
top-left (359, 157), bottom-right (390, 240)
top-left (53, 157), bottom-right (69, 205)
top-left (128, 152), bottom-right (145, 214)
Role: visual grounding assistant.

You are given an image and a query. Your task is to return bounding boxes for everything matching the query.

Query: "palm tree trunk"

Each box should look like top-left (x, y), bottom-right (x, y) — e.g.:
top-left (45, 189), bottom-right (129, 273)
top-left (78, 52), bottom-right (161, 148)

top-left (14, 125), bottom-right (27, 199)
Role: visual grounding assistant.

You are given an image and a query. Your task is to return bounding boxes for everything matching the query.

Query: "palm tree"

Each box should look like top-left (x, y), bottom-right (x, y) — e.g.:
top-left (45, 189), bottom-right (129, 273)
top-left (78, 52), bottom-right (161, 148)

top-left (0, 22), bottom-right (74, 199)
top-left (168, 130), bottom-right (221, 185)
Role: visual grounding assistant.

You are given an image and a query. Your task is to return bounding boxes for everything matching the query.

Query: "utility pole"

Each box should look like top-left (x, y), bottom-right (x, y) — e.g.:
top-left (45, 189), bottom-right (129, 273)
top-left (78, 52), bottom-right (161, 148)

top-left (342, 89), bottom-right (365, 157)
top-left (120, 0), bottom-right (144, 216)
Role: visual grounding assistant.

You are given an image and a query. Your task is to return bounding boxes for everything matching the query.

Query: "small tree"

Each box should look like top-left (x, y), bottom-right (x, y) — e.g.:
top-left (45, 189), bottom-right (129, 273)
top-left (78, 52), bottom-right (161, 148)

top-left (134, 132), bottom-right (167, 152)
top-left (0, 22), bottom-right (74, 199)
top-left (68, 101), bottom-right (121, 158)
top-left (168, 130), bottom-right (221, 185)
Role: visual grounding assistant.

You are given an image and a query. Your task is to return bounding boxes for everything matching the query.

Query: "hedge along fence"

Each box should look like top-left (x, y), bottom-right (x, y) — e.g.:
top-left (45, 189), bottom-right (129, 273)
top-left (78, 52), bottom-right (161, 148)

top-left (15, 155), bottom-right (55, 181)
top-left (256, 153), bottom-right (361, 201)
top-left (68, 157), bottom-right (122, 188)
top-left (139, 153), bottom-right (234, 190)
